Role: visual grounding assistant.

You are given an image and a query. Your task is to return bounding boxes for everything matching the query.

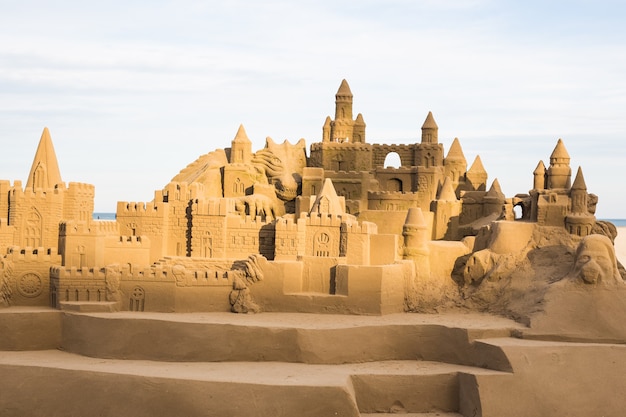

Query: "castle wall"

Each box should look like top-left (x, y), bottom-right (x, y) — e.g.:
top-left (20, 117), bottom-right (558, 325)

top-left (309, 142), bottom-right (373, 172)
top-left (117, 200), bottom-right (168, 262)
top-left (371, 144), bottom-right (416, 168)
top-left (4, 247), bottom-right (62, 307)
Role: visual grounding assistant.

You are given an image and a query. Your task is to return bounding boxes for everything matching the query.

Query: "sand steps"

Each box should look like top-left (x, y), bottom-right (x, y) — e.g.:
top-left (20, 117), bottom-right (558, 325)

top-left (0, 308), bottom-right (523, 416)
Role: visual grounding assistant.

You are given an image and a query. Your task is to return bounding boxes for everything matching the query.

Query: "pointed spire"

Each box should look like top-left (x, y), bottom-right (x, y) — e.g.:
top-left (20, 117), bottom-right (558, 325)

top-left (486, 178), bottom-right (503, 196)
top-left (233, 124), bottom-right (251, 143)
top-left (26, 127), bottom-right (62, 191)
top-left (438, 177), bottom-right (457, 201)
top-left (550, 138), bottom-right (570, 162)
top-left (571, 166), bottom-right (587, 191)
top-left (421, 111), bottom-right (438, 129)
top-left (445, 137), bottom-right (466, 162)
top-left (336, 79), bottom-right (352, 96)
top-left (468, 155), bottom-right (487, 174)
top-left (310, 178), bottom-right (345, 215)
top-left (534, 160), bottom-right (546, 175)
top-left (355, 113), bottom-right (365, 125)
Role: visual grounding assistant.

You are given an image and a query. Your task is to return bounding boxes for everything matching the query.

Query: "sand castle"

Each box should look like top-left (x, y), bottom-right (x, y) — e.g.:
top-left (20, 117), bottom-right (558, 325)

top-left (1, 80), bottom-right (625, 416)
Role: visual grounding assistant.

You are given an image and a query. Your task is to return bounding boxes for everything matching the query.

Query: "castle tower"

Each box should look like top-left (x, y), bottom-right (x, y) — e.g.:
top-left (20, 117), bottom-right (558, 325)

top-left (229, 124), bottom-right (252, 164)
top-left (402, 207), bottom-right (430, 277)
top-left (533, 160), bottom-right (546, 190)
top-left (431, 176), bottom-right (461, 240)
top-left (414, 112), bottom-right (444, 168)
top-left (26, 127), bottom-right (62, 191)
top-left (335, 79), bottom-right (353, 121)
top-left (465, 156), bottom-right (488, 191)
top-left (483, 179), bottom-right (505, 218)
top-left (322, 79), bottom-right (366, 143)
top-left (444, 137), bottom-right (467, 189)
top-left (565, 166), bottom-right (595, 236)
top-left (547, 138), bottom-right (571, 189)
top-left (570, 166), bottom-right (588, 214)
top-left (421, 111), bottom-right (438, 144)
top-left (223, 125), bottom-right (256, 198)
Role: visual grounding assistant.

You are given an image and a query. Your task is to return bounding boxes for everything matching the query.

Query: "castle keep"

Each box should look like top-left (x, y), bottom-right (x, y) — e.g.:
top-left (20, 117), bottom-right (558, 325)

top-left (0, 80), bottom-right (600, 314)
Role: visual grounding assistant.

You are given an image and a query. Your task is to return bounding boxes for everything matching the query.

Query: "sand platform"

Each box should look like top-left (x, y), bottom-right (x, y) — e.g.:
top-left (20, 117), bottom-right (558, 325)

top-left (2, 308), bottom-right (626, 416)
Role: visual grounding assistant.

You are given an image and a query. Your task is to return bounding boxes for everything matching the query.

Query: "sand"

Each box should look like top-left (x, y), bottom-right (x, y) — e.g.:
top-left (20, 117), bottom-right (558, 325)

top-left (615, 227), bottom-right (626, 265)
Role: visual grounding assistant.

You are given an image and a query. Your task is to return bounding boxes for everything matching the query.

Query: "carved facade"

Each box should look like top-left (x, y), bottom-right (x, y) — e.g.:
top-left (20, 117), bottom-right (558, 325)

top-left (0, 80), bottom-right (604, 313)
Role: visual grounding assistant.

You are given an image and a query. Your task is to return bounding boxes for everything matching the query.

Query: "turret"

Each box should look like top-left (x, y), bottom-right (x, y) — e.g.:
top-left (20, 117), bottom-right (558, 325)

top-left (230, 124), bottom-right (252, 164)
top-left (402, 207), bottom-right (430, 277)
top-left (421, 111), bottom-right (438, 144)
top-left (565, 166), bottom-right (595, 236)
top-left (547, 139), bottom-right (571, 189)
top-left (465, 156), bottom-right (488, 191)
top-left (444, 137), bottom-right (467, 186)
top-left (533, 160), bottom-right (546, 190)
top-left (334, 79), bottom-right (353, 121)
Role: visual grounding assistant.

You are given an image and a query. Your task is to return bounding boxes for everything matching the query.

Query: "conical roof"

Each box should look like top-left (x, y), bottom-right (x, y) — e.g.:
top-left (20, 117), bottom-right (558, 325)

top-left (550, 138), bottom-right (570, 161)
top-left (26, 127), bottom-right (62, 191)
top-left (468, 155), bottom-right (487, 174)
top-left (355, 113), bottom-right (365, 125)
top-left (336, 79), bottom-right (352, 96)
top-left (571, 166), bottom-right (587, 191)
top-left (421, 111), bottom-right (438, 129)
top-left (445, 137), bottom-right (466, 162)
top-left (438, 177), bottom-right (458, 201)
top-left (534, 160), bottom-right (546, 175)
top-left (486, 178), bottom-right (504, 197)
top-left (232, 124), bottom-right (251, 143)
top-left (404, 207), bottom-right (426, 227)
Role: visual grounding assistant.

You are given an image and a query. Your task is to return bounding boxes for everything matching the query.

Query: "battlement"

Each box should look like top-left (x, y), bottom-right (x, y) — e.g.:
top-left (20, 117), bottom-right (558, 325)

top-left (67, 182), bottom-right (95, 193)
top-left (341, 220), bottom-right (378, 234)
top-left (325, 170), bottom-right (369, 177)
top-left (368, 191), bottom-right (420, 199)
top-left (194, 198), bottom-right (230, 216)
top-left (310, 142), bottom-right (372, 152)
top-left (117, 201), bottom-right (163, 215)
top-left (305, 213), bottom-right (344, 227)
top-left (375, 166), bottom-right (418, 173)
top-left (372, 143), bottom-right (416, 150)
top-left (275, 216), bottom-right (304, 232)
top-left (60, 220), bottom-right (120, 235)
top-left (6, 246), bottom-right (60, 262)
top-left (226, 214), bottom-right (274, 229)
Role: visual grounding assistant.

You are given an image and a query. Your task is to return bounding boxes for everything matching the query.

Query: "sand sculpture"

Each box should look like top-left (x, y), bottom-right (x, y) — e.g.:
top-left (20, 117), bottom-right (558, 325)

top-left (1, 79), bottom-right (626, 416)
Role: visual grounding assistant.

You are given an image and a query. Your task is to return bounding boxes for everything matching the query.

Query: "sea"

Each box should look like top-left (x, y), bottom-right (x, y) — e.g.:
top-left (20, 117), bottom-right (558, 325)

top-left (93, 212), bottom-right (116, 220)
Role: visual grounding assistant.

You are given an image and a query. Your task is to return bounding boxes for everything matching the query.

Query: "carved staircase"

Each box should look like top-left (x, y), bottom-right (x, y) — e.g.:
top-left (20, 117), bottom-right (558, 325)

top-left (2, 306), bottom-right (609, 417)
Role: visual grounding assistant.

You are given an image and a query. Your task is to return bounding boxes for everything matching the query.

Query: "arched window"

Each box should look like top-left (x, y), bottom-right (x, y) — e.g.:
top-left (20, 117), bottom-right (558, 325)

top-left (384, 152), bottom-right (401, 168)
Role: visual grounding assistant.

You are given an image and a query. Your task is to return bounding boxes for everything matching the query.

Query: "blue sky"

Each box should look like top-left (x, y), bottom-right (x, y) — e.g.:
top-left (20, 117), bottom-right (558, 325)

top-left (1, 0), bottom-right (625, 217)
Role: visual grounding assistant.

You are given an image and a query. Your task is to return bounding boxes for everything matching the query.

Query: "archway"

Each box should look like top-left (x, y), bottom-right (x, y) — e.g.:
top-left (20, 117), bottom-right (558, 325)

top-left (384, 152), bottom-right (401, 168)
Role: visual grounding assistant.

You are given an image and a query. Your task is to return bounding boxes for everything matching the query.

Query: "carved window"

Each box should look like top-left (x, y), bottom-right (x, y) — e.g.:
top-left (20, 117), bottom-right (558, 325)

top-left (314, 232), bottom-right (331, 257)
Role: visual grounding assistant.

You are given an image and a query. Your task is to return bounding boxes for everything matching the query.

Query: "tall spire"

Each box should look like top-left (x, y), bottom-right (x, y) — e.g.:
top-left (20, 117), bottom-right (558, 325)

top-left (26, 127), bottom-right (62, 191)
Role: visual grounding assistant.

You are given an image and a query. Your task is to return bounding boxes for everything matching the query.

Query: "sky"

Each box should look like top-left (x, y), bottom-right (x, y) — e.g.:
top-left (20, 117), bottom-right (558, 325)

top-left (0, 0), bottom-right (625, 218)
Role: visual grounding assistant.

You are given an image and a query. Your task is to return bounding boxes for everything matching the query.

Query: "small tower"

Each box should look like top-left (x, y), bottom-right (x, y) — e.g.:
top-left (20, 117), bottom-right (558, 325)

top-left (465, 156), bottom-right (488, 191)
top-left (402, 207), bottom-right (430, 278)
top-left (533, 160), bottom-right (546, 190)
top-left (431, 177), bottom-right (461, 240)
top-left (444, 137), bottom-right (467, 190)
top-left (229, 124), bottom-right (252, 165)
top-left (322, 79), bottom-right (367, 143)
top-left (565, 167), bottom-right (595, 236)
top-left (421, 111), bottom-right (438, 144)
top-left (26, 127), bottom-right (63, 191)
top-left (547, 139), bottom-right (571, 189)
